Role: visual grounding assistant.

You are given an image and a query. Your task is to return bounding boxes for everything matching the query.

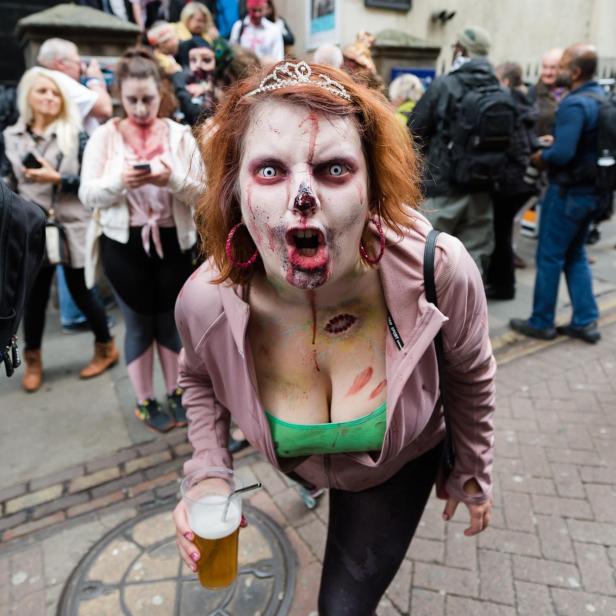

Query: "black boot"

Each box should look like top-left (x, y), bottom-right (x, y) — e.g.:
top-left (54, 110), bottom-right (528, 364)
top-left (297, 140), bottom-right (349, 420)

top-left (510, 318), bottom-right (557, 340)
top-left (485, 285), bottom-right (515, 300)
top-left (556, 322), bottom-right (601, 344)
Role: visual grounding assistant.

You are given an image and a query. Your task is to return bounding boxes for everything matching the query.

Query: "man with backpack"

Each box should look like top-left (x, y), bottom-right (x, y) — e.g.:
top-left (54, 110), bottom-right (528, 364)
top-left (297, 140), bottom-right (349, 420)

top-left (510, 43), bottom-right (612, 344)
top-left (409, 26), bottom-right (516, 275)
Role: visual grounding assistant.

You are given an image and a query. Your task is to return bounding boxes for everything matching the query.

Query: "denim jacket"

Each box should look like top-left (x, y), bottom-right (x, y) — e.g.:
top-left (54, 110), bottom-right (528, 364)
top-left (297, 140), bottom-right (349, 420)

top-left (542, 80), bottom-right (604, 191)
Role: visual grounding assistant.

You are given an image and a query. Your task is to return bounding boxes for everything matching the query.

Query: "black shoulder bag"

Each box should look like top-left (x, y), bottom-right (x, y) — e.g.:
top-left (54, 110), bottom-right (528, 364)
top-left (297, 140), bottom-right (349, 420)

top-left (423, 229), bottom-right (456, 494)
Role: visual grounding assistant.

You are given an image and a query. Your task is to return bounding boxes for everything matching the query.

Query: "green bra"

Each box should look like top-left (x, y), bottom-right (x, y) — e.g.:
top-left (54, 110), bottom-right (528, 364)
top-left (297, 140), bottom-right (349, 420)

top-left (265, 402), bottom-right (387, 458)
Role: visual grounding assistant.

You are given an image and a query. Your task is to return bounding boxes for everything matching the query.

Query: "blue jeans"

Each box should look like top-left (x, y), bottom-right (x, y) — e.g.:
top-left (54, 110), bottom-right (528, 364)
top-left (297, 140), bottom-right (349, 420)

top-left (57, 265), bottom-right (86, 326)
top-left (530, 184), bottom-right (599, 329)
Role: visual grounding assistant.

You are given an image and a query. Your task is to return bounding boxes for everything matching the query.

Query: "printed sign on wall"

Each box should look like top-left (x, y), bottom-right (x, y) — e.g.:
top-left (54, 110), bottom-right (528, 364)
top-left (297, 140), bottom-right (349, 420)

top-left (307, 0), bottom-right (340, 49)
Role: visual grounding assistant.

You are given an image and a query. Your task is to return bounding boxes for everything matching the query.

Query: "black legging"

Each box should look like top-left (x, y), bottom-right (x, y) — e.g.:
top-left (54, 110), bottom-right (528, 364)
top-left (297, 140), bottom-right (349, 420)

top-left (100, 227), bottom-right (192, 316)
top-left (24, 265), bottom-right (111, 351)
top-left (317, 442), bottom-right (443, 615)
top-left (100, 227), bottom-right (192, 364)
top-left (487, 192), bottom-right (531, 292)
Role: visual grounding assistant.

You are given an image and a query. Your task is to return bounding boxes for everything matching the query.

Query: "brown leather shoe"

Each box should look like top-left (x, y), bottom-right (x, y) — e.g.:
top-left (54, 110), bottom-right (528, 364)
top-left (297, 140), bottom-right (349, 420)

top-left (22, 349), bottom-right (42, 392)
top-left (80, 339), bottom-right (120, 379)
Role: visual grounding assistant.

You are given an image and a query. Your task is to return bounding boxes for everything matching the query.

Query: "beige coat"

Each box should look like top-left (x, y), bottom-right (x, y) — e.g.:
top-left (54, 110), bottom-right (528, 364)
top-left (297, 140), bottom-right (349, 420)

top-left (3, 120), bottom-right (90, 268)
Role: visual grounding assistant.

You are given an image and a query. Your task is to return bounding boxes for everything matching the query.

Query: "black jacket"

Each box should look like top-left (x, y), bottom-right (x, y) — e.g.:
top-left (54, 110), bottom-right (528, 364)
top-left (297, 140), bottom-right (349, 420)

top-left (408, 58), bottom-right (498, 197)
top-left (496, 88), bottom-right (538, 196)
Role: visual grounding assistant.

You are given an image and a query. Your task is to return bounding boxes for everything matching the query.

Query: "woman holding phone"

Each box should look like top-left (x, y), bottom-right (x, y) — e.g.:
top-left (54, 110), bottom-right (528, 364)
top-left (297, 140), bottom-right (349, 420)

top-left (2, 67), bottom-right (116, 392)
top-left (80, 48), bottom-right (201, 433)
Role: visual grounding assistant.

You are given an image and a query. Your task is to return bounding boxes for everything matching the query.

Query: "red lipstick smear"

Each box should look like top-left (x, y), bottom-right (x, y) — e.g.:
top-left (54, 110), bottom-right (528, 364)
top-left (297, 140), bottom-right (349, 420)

top-left (324, 314), bottom-right (358, 335)
top-left (308, 291), bottom-right (320, 371)
top-left (369, 379), bottom-right (387, 400)
top-left (346, 367), bottom-right (373, 397)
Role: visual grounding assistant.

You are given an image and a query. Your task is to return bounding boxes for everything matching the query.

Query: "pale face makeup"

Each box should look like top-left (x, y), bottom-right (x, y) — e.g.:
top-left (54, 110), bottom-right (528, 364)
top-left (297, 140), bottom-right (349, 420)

top-left (120, 77), bottom-right (161, 126)
top-left (28, 76), bottom-right (63, 121)
top-left (189, 47), bottom-right (216, 76)
top-left (238, 100), bottom-right (370, 292)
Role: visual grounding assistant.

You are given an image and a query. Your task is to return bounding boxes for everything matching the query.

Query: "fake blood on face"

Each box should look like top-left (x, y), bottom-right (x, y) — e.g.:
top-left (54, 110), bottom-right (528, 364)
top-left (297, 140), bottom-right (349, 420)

top-left (299, 112), bottom-right (319, 164)
top-left (285, 226), bottom-right (329, 288)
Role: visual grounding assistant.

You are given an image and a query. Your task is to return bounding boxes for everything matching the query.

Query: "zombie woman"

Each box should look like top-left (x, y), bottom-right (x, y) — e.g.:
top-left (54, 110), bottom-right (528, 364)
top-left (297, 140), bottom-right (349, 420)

top-left (80, 49), bottom-right (201, 433)
top-left (172, 61), bottom-right (495, 613)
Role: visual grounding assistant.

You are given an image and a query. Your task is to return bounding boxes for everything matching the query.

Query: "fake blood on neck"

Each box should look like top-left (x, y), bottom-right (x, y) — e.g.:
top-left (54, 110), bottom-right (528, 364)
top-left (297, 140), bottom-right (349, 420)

top-left (123, 118), bottom-right (165, 160)
top-left (308, 290), bottom-right (320, 372)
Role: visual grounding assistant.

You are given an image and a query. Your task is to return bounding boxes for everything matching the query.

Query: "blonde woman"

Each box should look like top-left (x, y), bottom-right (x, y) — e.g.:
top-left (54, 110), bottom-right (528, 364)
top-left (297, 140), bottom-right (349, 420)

top-left (173, 2), bottom-right (218, 43)
top-left (2, 68), bottom-right (117, 392)
top-left (389, 73), bottom-right (425, 124)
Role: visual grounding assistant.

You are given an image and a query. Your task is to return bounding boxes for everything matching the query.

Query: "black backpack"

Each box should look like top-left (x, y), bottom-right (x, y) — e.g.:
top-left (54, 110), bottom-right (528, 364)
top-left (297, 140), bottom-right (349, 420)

top-left (584, 91), bottom-right (616, 193)
top-left (0, 182), bottom-right (46, 377)
top-left (443, 75), bottom-right (517, 190)
top-left (576, 90), bottom-right (616, 222)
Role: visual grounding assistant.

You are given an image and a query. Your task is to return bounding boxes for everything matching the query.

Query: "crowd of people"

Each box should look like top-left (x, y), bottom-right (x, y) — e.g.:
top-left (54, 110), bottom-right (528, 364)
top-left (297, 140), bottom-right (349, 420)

top-left (409, 27), bottom-right (610, 344)
top-left (2, 0), bottom-right (610, 421)
top-left (1, 2), bottom-right (609, 427)
top-left (3, 1), bottom-right (613, 610)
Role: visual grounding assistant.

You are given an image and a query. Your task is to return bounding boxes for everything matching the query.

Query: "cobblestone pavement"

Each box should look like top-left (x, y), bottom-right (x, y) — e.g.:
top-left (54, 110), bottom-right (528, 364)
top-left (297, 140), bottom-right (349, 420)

top-left (1, 317), bottom-right (616, 615)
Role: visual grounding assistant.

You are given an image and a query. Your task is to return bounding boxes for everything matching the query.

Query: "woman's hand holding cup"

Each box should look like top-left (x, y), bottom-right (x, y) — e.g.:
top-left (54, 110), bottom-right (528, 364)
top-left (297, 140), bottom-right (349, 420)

top-left (174, 473), bottom-right (249, 588)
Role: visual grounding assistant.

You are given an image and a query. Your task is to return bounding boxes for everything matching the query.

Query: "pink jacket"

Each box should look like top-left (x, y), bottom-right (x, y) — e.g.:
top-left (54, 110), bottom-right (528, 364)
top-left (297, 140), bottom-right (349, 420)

top-left (176, 214), bottom-right (496, 505)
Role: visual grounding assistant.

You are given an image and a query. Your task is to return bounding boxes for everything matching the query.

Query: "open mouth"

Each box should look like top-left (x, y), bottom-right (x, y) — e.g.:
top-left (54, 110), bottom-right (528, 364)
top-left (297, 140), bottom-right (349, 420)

top-left (285, 227), bottom-right (328, 270)
top-left (287, 228), bottom-right (323, 256)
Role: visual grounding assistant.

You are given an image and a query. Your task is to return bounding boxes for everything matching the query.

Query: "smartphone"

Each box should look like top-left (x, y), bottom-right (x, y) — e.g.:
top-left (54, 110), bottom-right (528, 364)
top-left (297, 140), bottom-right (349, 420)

top-left (22, 152), bottom-right (42, 169)
top-left (133, 163), bottom-right (151, 173)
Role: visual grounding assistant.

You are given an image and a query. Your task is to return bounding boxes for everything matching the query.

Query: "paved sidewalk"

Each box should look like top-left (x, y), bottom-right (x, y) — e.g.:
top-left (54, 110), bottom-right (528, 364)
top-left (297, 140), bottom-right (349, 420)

top-left (1, 220), bottom-right (616, 614)
top-left (2, 320), bottom-right (616, 614)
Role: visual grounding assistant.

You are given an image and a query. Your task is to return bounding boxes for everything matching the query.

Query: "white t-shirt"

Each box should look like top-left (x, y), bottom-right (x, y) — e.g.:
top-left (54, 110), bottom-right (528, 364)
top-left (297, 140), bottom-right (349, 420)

top-left (46, 69), bottom-right (100, 135)
top-left (229, 17), bottom-right (284, 62)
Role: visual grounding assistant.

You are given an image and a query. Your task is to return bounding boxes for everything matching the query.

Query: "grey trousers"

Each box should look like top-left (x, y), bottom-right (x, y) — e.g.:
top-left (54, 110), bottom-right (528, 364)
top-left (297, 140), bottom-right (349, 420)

top-left (422, 192), bottom-right (494, 275)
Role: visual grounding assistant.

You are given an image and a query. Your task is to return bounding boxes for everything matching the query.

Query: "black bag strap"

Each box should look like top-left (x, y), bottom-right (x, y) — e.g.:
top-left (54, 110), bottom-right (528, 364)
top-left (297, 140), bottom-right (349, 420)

top-left (423, 229), bottom-right (455, 470)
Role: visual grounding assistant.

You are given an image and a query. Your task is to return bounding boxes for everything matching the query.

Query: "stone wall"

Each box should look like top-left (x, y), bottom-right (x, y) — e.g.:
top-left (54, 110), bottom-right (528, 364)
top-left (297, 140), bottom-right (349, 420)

top-left (280, 0), bottom-right (616, 79)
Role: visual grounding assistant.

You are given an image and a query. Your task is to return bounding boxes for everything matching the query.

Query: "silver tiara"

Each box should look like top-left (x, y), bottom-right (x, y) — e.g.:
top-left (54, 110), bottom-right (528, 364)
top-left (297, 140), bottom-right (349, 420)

top-left (245, 61), bottom-right (352, 101)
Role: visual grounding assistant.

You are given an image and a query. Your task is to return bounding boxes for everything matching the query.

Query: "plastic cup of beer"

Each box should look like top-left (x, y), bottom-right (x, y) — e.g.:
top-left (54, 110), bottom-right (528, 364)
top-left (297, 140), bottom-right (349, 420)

top-left (181, 471), bottom-right (243, 589)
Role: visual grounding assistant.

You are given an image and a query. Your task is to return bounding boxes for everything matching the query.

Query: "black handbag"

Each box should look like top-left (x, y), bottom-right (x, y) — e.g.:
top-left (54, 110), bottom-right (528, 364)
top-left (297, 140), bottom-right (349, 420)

top-left (423, 229), bottom-right (456, 497)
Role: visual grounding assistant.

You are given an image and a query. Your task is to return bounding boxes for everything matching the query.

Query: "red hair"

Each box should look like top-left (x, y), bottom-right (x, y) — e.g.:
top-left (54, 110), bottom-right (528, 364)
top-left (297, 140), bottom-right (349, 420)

top-left (195, 62), bottom-right (422, 285)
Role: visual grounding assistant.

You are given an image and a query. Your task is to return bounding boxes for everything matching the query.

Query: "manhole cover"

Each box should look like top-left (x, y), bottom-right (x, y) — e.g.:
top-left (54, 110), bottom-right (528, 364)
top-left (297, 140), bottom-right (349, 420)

top-left (58, 503), bottom-right (296, 615)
